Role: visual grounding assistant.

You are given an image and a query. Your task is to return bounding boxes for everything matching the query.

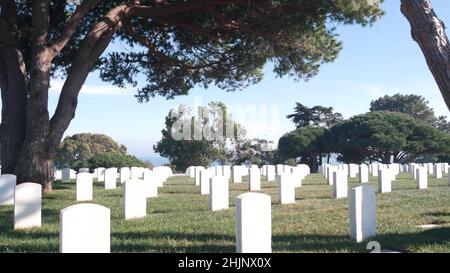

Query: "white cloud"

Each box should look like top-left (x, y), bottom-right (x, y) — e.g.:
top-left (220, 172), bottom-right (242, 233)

top-left (49, 79), bottom-right (131, 95)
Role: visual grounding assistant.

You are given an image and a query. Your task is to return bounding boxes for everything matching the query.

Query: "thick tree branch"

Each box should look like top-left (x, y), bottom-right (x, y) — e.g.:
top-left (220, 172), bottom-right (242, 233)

top-left (49, 5), bottom-right (130, 145)
top-left (49, 0), bottom-right (105, 58)
top-left (401, 0), bottom-right (450, 111)
top-left (32, 0), bottom-right (50, 48)
top-left (130, 0), bottom-right (253, 18)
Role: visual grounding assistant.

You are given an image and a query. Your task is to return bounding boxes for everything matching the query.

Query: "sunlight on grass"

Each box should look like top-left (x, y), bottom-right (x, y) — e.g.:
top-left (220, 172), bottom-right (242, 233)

top-left (1, 173), bottom-right (450, 253)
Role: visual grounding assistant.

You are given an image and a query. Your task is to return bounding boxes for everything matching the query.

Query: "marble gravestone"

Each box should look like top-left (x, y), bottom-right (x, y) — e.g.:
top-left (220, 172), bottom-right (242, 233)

top-left (76, 173), bottom-right (93, 201)
top-left (236, 192), bottom-right (271, 253)
top-left (209, 176), bottom-right (229, 211)
top-left (349, 185), bottom-right (376, 243)
top-left (0, 174), bottom-right (16, 205)
top-left (14, 183), bottom-right (42, 229)
top-left (124, 179), bottom-right (147, 220)
top-left (60, 203), bottom-right (110, 253)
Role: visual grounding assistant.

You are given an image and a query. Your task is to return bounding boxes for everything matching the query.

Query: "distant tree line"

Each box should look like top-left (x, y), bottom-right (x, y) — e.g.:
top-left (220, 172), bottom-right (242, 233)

top-left (156, 94), bottom-right (450, 172)
top-left (277, 94), bottom-right (450, 172)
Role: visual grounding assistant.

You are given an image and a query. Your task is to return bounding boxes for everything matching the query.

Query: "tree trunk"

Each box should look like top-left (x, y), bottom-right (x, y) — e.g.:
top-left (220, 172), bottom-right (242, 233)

top-left (15, 144), bottom-right (55, 191)
top-left (401, 0), bottom-right (450, 110)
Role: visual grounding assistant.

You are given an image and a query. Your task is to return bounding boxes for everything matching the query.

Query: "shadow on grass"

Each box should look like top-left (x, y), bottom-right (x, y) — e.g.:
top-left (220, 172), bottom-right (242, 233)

top-left (422, 211), bottom-right (450, 217)
top-left (376, 227), bottom-right (450, 252)
top-left (111, 231), bottom-right (235, 253)
top-left (52, 183), bottom-right (73, 190)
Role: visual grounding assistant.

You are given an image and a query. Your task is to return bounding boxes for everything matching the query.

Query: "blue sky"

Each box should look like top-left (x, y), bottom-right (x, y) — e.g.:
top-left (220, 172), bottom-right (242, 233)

top-left (30, 1), bottom-right (450, 158)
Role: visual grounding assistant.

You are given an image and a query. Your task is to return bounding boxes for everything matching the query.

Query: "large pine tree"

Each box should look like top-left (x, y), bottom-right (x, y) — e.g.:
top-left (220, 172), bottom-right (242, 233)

top-left (0, 0), bottom-right (383, 190)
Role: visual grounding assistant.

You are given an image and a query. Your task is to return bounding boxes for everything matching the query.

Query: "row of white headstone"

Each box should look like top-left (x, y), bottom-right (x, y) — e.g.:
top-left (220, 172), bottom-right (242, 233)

top-left (0, 166), bottom-right (175, 252)
top-left (187, 164), bottom-right (311, 207)
top-left (59, 191), bottom-right (273, 253)
top-left (323, 162), bottom-right (449, 195)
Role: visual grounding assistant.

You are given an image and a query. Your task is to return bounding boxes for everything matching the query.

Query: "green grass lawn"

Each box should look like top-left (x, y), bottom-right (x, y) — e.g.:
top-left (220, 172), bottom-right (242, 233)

top-left (1, 173), bottom-right (450, 253)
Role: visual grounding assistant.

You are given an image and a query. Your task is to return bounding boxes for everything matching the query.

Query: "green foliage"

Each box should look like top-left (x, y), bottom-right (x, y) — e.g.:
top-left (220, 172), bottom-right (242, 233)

top-left (87, 152), bottom-right (147, 169)
top-left (87, 1), bottom-right (383, 99)
top-left (369, 93), bottom-right (437, 124)
top-left (56, 133), bottom-right (145, 169)
top-left (278, 126), bottom-right (327, 171)
top-left (231, 139), bottom-right (279, 166)
top-left (154, 102), bottom-right (246, 171)
top-left (329, 111), bottom-right (450, 163)
top-left (286, 102), bottom-right (343, 129)
top-left (436, 116), bottom-right (450, 134)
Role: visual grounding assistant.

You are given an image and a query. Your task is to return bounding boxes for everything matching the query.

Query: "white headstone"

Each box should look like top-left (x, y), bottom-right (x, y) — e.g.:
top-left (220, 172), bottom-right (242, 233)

top-left (327, 166), bottom-right (336, 185)
top-left (194, 166), bottom-right (205, 186)
top-left (76, 173), bottom-right (93, 201)
top-left (62, 168), bottom-right (71, 183)
top-left (104, 168), bottom-right (117, 189)
top-left (249, 167), bottom-right (261, 191)
top-left (416, 167), bottom-right (428, 189)
top-left (427, 163), bottom-right (434, 174)
top-left (266, 165), bottom-right (276, 181)
top-left (78, 168), bottom-right (90, 173)
top-left (54, 170), bottom-right (62, 181)
top-left (120, 167), bottom-right (131, 184)
top-left (223, 165), bottom-right (231, 181)
top-left (359, 164), bottom-right (369, 183)
top-left (96, 167), bottom-right (105, 182)
top-left (152, 167), bottom-right (165, 187)
top-left (209, 176), bottom-right (229, 211)
top-left (371, 164), bottom-right (379, 177)
top-left (276, 164), bottom-right (284, 175)
top-left (188, 166), bottom-right (196, 178)
top-left (143, 170), bottom-right (158, 198)
top-left (124, 179), bottom-right (147, 220)
top-left (130, 167), bottom-right (140, 180)
top-left (333, 170), bottom-right (348, 199)
top-left (215, 165), bottom-right (223, 176)
top-left (236, 192), bottom-right (271, 253)
top-left (200, 169), bottom-right (213, 195)
top-left (14, 183), bottom-right (41, 229)
top-left (349, 185), bottom-right (376, 243)
top-left (0, 174), bottom-right (16, 205)
top-left (435, 164), bottom-right (442, 179)
top-left (232, 166), bottom-right (242, 183)
top-left (349, 164), bottom-right (359, 178)
top-left (291, 167), bottom-right (304, 187)
top-left (378, 169), bottom-right (391, 193)
top-left (60, 203), bottom-right (110, 253)
top-left (277, 174), bottom-right (295, 204)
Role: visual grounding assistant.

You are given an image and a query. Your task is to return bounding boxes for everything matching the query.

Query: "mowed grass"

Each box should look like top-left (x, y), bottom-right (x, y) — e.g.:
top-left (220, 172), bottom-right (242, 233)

top-left (1, 172), bottom-right (450, 253)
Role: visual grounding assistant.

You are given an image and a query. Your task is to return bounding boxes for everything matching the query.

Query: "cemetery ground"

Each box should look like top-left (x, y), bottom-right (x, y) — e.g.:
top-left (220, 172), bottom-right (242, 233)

top-left (1, 173), bottom-right (450, 253)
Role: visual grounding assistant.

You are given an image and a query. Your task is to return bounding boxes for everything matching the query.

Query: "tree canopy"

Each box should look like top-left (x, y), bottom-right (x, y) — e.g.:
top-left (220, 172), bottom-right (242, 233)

top-left (0, 0), bottom-right (383, 190)
top-left (87, 151), bottom-right (147, 169)
top-left (277, 126), bottom-right (327, 171)
top-left (231, 138), bottom-right (279, 166)
top-left (154, 102), bottom-right (246, 171)
top-left (369, 93), bottom-right (437, 124)
top-left (56, 133), bottom-right (143, 169)
top-left (329, 111), bottom-right (450, 164)
top-left (286, 102), bottom-right (343, 129)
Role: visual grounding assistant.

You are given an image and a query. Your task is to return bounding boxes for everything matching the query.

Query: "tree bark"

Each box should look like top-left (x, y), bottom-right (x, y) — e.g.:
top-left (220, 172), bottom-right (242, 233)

top-left (1, 2), bottom-right (126, 191)
top-left (401, 0), bottom-right (450, 110)
top-left (0, 1), bottom-right (27, 176)
top-left (0, 0), bottom-right (261, 191)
